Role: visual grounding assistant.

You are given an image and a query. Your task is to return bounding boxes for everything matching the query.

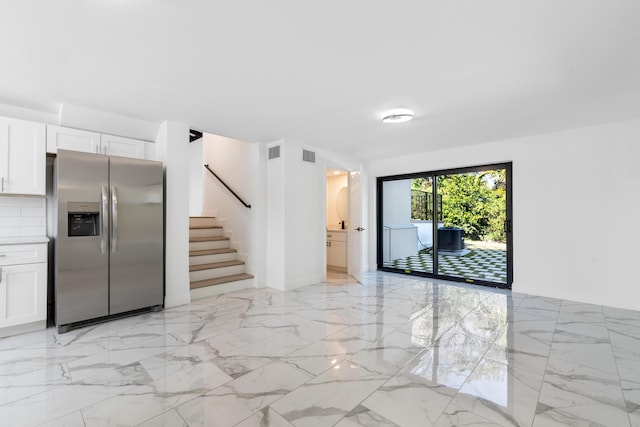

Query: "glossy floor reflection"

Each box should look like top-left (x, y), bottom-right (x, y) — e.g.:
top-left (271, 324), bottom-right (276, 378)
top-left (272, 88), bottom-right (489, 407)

top-left (1, 272), bottom-right (639, 426)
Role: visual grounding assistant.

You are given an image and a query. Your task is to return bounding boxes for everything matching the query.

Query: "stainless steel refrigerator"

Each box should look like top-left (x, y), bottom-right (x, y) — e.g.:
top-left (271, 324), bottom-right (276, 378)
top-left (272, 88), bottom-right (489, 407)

top-left (54, 149), bottom-right (164, 332)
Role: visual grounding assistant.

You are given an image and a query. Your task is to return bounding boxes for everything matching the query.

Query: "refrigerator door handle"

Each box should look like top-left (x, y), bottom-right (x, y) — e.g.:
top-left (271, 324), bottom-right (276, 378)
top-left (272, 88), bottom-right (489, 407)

top-left (111, 186), bottom-right (118, 253)
top-left (100, 185), bottom-right (109, 254)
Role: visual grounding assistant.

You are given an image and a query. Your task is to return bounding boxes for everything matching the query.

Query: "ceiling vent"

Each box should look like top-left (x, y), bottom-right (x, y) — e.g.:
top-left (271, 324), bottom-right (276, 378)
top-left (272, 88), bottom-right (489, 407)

top-left (268, 145), bottom-right (281, 160)
top-left (302, 149), bottom-right (316, 164)
top-left (189, 129), bottom-right (203, 143)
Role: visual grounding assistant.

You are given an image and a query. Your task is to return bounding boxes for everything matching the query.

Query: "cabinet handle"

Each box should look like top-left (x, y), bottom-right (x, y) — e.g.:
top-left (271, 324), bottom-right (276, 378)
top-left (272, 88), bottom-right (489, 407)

top-left (111, 186), bottom-right (118, 252)
top-left (0, 254), bottom-right (6, 257)
top-left (1, 177), bottom-right (4, 192)
top-left (0, 268), bottom-right (3, 283)
top-left (100, 186), bottom-right (108, 254)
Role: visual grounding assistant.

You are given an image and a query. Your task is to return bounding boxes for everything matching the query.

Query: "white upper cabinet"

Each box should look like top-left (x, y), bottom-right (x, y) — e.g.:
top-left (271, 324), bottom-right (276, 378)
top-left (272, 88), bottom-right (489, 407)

top-left (100, 134), bottom-right (145, 159)
top-left (47, 125), bottom-right (146, 159)
top-left (0, 117), bottom-right (46, 195)
top-left (47, 125), bottom-right (101, 154)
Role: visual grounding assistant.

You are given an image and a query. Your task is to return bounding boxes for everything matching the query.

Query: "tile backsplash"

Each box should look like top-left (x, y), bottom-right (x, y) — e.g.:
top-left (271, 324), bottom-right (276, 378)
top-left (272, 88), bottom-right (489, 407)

top-left (0, 195), bottom-right (47, 237)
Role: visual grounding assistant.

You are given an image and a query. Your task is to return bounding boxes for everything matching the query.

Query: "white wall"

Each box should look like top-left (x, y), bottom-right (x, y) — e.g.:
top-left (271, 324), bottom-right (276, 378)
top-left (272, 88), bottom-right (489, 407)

top-left (262, 140), bottom-right (363, 290)
top-left (382, 179), bottom-right (412, 227)
top-left (326, 174), bottom-right (347, 228)
top-left (155, 121), bottom-right (191, 308)
top-left (188, 138), bottom-right (203, 216)
top-left (368, 118), bottom-right (640, 311)
top-left (284, 142), bottom-right (326, 289)
top-left (265, 140), bottom-right (286, 290)
top-left (0, 103), bottom-right (58, 124)
top-left (202, 133), bottom-right (258, 278)
top-left (59, 104), bottom-right (159, 142)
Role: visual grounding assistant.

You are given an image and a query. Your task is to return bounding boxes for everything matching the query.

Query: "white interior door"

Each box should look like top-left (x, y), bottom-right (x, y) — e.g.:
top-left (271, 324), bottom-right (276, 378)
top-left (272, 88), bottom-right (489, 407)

top-left (348, 169), bottom-right (363, 282)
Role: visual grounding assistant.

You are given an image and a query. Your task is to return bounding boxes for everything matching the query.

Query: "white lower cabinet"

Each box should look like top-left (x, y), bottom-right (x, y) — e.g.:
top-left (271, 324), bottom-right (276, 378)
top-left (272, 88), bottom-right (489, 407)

top-left (0, 243), bottom-right (47, 337)
top-left (327, 230), bottom-right (347, 271)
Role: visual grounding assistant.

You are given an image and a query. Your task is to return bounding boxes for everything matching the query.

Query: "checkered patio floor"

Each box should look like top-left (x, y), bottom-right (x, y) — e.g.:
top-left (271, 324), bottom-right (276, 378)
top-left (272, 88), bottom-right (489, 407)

top-left (383, 241), bottom-right (507, 284)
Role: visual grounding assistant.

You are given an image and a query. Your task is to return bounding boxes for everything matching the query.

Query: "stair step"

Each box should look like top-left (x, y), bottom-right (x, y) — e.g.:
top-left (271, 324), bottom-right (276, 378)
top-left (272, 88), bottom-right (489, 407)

top-left (189, 262), bottom-right (246, 281)
top-left (190, 273), bottom-right (254, 290)
top-left (189, 236), bottom-right (229, 242)
top-left (189, 239), bottom-right (230, 251)
top-left (190, 227), bottom-right (223, 238)
top-left (190, 248), bottom-right (236, 257)
top-left (189, 260), bottom-right (244, 272)
top-left (189, 217), bottom-right (217, 228)
top-left (189, 248), bottom-right (237, 265)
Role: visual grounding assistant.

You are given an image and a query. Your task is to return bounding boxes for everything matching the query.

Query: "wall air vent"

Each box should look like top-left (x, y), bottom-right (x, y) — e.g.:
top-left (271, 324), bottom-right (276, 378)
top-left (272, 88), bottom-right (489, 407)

top-left (268, 145), bottom-right (281, 160)
top-left (302, 149), bottom-right (316, 163)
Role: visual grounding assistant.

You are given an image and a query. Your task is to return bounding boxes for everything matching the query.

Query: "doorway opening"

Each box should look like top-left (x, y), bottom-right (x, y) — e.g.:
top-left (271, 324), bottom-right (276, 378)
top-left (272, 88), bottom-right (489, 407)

top-left (326, 168), bottom-right (349, 274)
top-left (377, 162), bottom-right (513, 289)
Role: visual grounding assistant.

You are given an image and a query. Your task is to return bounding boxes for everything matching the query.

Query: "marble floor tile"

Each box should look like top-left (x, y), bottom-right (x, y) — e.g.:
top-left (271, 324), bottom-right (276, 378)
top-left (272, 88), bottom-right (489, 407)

top-left (433, 403), bottom-right (503, 427)
top-left (235, 407), bottom-right (294, 427)
top-left (38, 410), bottom-right (87, 427)
top-left (1, 271), bottom-right (640, 426)
top-left (177, 361), bottom-right (311, 427)
top-left (349, 345), bottom-right (420, 376)
top-left (143, 357), bottom-right (233, 395)
top-left (136, 409), bottom-right (188, 427)
top-left (0, 384), bottom-right (138, 427)
top-left (400, 328), bottom-right (491, 389)
top-left (223, 330), bottom-right (313, 358)
top-left (0, 343), bottom-right (110, 376)
top-left (451, 357), bottom-right (544, 427)
top-left (334, 404), bottom-right (400, 426)
top-left (81, 383), bottom-right (200, 427)
top-left (533, 357), bottom-right (629, 427)
top-left (270, 361), bottom-right (388, 427)
top-left (361, 374), bottom-right (457, 427)
top-left (548, 340), bottom-right (618, 374)
top-left (484, 342), bottom-right (549, 377)
top-left (340, 320), bottom-right (402, 342)
top-left (66, 346), bottom-right (168, 386)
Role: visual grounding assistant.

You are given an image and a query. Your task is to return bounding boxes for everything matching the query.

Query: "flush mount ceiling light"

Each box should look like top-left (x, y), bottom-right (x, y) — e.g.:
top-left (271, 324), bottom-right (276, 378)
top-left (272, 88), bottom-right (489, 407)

top-left (381, 109), bottom-right (414, 123)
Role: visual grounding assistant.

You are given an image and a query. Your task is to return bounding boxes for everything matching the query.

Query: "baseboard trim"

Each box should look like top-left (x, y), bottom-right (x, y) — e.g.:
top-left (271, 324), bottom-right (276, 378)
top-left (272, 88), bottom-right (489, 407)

top-left (0, 320), bottom-right (46, 338)
top-left (164, 292), bottom-right (191, 308)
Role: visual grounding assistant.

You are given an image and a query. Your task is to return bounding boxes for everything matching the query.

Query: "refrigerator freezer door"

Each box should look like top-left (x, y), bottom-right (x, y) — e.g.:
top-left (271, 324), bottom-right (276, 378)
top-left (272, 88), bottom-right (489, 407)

top-left (55, 150), bottom-right (109, 326)
top-left (108, 155), bottom-right (164, 315)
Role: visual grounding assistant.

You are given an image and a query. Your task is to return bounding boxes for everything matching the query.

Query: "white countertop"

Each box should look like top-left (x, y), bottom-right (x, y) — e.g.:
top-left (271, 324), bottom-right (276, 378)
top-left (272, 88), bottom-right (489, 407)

top-left (0, 236), bottom-right (49, 245)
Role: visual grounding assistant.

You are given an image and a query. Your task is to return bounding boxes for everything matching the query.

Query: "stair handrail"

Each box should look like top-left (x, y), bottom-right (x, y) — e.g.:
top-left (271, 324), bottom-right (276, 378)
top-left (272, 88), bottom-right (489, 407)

top-left (204, 164), bottom-right (251, 209)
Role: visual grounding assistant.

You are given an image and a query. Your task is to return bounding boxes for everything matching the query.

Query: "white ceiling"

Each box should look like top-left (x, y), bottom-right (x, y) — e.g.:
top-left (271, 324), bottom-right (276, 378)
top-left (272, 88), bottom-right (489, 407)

top-left (1, 1), bottom-right (639, 160)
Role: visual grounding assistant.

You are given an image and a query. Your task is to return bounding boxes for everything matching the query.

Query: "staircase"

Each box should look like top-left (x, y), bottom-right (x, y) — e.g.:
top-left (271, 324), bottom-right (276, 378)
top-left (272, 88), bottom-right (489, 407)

top-left (189, 217), bottom-right (254, 299)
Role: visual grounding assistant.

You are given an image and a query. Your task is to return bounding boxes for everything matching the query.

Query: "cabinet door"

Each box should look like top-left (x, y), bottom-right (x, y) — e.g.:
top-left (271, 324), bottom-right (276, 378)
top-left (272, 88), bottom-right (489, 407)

top-left (0, 263), bottom-right (47, 328)
top-left (0, 117), bottom-right (46, 195)
top-left (101, 134), bottom-right (145, 159)
top-left (327, 240), bottom-right (347, 268)
top-left (46, 125), bottom-right (101, 154)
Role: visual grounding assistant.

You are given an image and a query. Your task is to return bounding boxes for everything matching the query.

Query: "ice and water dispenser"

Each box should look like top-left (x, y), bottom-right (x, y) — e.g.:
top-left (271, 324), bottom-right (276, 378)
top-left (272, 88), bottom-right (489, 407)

top-left (67, 202), bottom-right (100, 237)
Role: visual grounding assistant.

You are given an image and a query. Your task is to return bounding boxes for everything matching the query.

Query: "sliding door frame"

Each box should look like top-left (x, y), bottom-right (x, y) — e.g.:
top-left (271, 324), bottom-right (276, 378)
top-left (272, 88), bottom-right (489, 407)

top-left (377, 162), bottom-right (513, 289)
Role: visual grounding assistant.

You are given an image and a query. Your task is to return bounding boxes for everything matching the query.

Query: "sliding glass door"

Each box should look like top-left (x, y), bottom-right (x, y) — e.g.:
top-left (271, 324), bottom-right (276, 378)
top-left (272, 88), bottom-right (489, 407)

top-left (378, 163), bottom-right (512, 288)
